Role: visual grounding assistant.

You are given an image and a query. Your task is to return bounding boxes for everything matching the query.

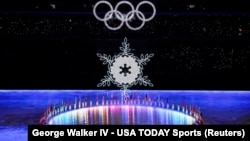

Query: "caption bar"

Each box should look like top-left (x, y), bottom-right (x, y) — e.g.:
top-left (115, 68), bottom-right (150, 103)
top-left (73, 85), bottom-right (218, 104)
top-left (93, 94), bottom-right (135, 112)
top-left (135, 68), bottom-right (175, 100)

top-left (28, 125), bottom-right (249, 140)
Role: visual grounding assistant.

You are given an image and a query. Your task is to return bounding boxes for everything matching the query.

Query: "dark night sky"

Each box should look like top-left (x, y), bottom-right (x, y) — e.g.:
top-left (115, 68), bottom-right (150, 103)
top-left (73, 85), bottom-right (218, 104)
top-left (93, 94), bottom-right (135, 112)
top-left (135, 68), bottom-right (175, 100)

top-left (0, 0), bottom-right (250, 90)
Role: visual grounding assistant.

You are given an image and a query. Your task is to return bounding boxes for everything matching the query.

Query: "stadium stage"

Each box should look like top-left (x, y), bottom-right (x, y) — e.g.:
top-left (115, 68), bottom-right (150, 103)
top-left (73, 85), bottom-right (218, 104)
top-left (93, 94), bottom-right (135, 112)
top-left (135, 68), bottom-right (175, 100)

top-left (1, 0), bottom-right (250, 140)
top-left (0, 90), bottom-right (250, 140)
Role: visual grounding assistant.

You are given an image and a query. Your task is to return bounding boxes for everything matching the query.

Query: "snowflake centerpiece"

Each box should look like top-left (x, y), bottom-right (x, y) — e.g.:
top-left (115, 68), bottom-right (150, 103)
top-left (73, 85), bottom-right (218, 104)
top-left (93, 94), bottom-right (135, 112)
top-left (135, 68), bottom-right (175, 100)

top-left (97, 37), bottom-right (154, 93)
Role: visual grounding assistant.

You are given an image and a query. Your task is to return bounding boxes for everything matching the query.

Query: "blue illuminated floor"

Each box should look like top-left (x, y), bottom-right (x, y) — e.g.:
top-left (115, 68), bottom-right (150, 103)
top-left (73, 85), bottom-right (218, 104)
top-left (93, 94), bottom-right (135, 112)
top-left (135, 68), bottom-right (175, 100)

top-left (0, 90), bottom-right (250, 141)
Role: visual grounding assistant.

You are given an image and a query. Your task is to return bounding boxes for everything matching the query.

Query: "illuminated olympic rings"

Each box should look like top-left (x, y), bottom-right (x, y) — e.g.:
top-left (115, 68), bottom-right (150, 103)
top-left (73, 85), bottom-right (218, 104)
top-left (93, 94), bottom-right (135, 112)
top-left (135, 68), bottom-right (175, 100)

top-left (93, 1), bottom-right (156, 31)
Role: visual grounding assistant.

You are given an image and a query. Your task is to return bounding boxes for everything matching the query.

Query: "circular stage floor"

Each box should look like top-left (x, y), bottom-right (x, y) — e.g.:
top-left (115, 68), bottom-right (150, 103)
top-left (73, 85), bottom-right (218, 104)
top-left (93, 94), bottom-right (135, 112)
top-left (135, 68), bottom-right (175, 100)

top-left (47, 105), bottom-right (196, 125)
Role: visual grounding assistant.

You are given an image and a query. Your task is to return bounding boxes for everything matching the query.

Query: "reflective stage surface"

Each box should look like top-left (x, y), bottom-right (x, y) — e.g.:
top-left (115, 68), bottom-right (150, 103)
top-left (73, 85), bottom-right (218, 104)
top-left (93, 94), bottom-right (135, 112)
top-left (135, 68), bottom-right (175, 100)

top-left (0, 90), bottom-right (250, 141)
top-left (48, 106), bottom-right (196, 125)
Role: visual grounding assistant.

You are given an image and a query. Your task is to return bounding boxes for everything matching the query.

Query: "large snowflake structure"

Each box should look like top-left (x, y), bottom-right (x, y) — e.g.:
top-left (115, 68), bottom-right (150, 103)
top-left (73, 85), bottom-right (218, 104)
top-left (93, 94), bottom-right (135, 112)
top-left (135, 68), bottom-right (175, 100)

top-left (97, 37), bottom-right (154, 91)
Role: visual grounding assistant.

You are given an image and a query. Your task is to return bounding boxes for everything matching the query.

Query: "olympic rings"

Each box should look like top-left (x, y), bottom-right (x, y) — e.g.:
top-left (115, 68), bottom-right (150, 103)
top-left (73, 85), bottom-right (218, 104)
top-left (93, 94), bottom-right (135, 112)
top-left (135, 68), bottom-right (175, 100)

top-left (93, 0), bottom-right (156, 31)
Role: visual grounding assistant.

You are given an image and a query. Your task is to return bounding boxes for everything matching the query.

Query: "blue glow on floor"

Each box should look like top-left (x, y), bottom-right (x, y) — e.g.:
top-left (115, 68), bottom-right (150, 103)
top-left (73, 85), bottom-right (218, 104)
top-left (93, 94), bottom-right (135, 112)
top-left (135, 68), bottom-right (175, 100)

top-left (0, 90), bottom-right (250, 141)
